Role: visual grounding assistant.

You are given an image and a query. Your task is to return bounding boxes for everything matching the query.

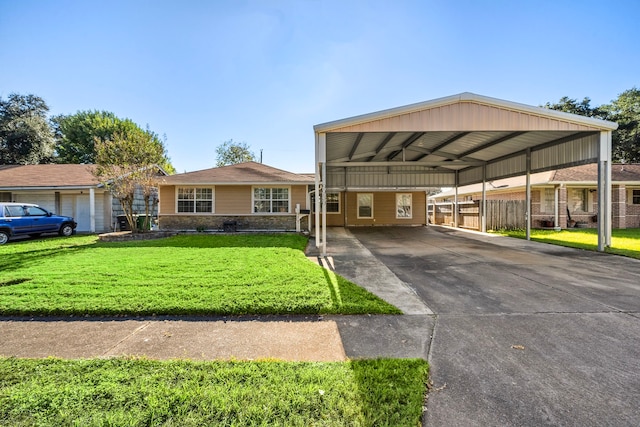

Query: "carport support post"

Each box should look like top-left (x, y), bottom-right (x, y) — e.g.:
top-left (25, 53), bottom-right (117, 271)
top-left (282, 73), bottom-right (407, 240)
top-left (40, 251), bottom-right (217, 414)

top-left (454, 170), bottom-right (459, 228)
top-left (525, 148), bottom-right (531, 241)
top-left (314, 132), bottom-right (328, 255)
top-left (481, 166), bottom-right (486, 232)
top-left (597, 131), bottom-right (613, 251)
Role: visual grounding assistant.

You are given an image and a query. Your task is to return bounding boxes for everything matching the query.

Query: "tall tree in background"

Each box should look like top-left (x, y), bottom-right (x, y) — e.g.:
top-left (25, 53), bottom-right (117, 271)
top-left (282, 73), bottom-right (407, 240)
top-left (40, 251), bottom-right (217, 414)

top-left (94, 128), bottom-right (167, 232)
top-left (542, 96), bottom-right (606, 119)
top-left (53, 110), bottom-right (175, 173)
top-left (602, 88), bottom-right (640, 163)
top-left (0, 93), bottom-right (56, 164)
top-left (215, 139), bottom-right (255, 166)
top-left (544, 91), bottom-right (640, 163)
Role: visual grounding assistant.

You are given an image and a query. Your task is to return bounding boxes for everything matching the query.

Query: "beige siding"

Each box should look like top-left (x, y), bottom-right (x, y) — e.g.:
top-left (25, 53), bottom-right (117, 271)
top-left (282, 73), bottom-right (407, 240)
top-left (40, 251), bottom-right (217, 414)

top-left (159, 186), bottom-right (175, 214)
top-left (216, 186), bottom-right (252, 214)
top-left (345, 191), bottom-right (426, 226)
top-left (329, 102), bottom-right (599, 133)
top-left (291, 185), bottom-right (308, 210)
top-left (160, 184), bottom-right (310, 215)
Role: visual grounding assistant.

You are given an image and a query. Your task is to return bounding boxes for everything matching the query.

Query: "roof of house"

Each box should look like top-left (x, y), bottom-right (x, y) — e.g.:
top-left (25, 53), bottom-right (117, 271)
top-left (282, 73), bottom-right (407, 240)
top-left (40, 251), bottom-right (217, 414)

top-left (0, 164), bottom-right (100, 189)
top-left (551, 163), bottom-right (640, 182)
top-left (161, 162), bottom-right (314, 185)
top-left (431, 163), bottom-right (640, 199)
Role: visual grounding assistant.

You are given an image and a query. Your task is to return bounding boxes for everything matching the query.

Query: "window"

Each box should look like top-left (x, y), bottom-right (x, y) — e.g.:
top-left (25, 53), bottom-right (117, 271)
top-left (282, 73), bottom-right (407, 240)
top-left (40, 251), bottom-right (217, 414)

top-left (357, 193), bottom-right (373, 218)
top-left (312, 192), bottom-right (340, 213)
top-left (633, 189), bottom-right (640, 205)
top-left (569, 188), bottom-right (590, 213)
top-left (25, 206), bottom-right (48, 216)
top-left (5, 206), bottom-right (23, 217)
top-left (396, 193), bottom-right (412, 219)
top-left (542, 188), bottom-right (555, 213)
top-left (177, 187), bottom-right (213, 213)
top-left (254, 187), bottom-right (289, 213)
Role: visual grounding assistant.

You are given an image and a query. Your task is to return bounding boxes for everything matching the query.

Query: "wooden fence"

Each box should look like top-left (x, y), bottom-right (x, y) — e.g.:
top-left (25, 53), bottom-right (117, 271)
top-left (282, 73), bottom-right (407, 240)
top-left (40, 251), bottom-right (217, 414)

top-left (431, 200), bottom-right (526, 230)
top-left (486, 200), bottom-right (526, 230)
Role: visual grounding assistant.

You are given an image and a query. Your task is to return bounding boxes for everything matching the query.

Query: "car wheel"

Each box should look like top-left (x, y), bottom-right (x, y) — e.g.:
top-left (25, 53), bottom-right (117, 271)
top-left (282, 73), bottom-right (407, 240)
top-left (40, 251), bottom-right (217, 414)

top-left (59, 224), bottom-right (74, 237)
top-left (0, 231), bottom-right (9, 245)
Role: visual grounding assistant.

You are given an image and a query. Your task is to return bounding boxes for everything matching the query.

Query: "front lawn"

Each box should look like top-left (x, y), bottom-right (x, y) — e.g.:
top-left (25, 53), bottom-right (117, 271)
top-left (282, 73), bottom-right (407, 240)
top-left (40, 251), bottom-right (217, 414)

top-left (0, 234), bottom-right (399, 316)
top-left (0, 357), bottom-right (429, 426)
top-left (493, 228), bottom-right (640, 259)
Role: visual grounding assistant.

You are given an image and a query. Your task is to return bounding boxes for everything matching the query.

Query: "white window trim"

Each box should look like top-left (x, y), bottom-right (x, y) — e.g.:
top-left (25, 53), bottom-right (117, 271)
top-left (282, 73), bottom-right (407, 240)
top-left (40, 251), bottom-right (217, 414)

top-left (312, 192), bottom-right (341, 214)
top-left (175, 186), bottom-right (215, 214)
top-left (251, 185), bottom-right (291, 214)
top-left (396, 193), bottom-right (413, 219)
top-left (357, 193), bottom-right (374, 219)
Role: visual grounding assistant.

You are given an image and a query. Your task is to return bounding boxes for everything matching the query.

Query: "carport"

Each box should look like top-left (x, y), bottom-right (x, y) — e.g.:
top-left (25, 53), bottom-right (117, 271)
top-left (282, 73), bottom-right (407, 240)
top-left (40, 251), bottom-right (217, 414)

top-left (313, 92), bottom-right (618, 255)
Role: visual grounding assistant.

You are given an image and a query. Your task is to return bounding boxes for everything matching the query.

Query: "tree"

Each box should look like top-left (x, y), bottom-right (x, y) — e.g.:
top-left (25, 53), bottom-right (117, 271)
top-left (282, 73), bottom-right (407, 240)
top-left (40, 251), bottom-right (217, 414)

top-left (215, 139), bottom-right (255, 167)
top-left (544, 91), bottom-right (640, 163)
top-left (94, 128), bottom-right (166, 232)
top-left (602, 88), bottom-right (640, 163)
top-left (53, 110), bottom-right (175, 173)
top-left (0, 93), bottom-right (56, 164)
top-left (542, 96), bottom-right (607, 119)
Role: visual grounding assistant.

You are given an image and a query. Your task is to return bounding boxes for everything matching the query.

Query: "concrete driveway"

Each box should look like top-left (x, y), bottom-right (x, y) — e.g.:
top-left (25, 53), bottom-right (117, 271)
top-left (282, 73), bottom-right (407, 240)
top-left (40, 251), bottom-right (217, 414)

top-left (333, 226), bottom-right (640, 427)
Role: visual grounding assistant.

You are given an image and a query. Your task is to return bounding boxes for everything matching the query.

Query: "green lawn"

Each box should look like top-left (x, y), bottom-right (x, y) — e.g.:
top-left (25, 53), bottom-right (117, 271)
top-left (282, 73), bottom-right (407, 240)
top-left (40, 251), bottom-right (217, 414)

top-left (0, 357), bottom-right (429, 427)
top-left (493, 228), bottom-right (640, 259)
top-left (0, 234), bottom-right (400, 316)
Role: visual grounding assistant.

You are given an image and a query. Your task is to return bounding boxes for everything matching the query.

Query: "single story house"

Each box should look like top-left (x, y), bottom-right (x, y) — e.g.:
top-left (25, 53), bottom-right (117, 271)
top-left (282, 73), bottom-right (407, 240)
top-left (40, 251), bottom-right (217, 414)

top-left (0, 164), bottom-right (167, 233)
top-left (429, 163), bottom-right (640, 230)
top-left (158, 162), bottom-right (314, 231)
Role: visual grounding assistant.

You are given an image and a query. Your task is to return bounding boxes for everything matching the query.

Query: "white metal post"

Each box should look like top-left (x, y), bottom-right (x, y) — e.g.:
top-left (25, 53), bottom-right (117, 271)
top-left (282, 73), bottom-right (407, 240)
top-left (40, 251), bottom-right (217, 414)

top-left (314, 133), bottom-right (321, 249)
top-left (525, 148), bottom-right (531, 240)
top-left (598, 131), bottom-right (613, 251)
top-left (481, 166), bottom-right (486, 232)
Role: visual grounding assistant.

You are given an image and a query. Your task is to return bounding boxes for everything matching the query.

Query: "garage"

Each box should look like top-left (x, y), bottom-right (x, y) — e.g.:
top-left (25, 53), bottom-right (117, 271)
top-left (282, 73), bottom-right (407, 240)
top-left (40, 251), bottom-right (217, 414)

top-left (313, 92), bottom-right (618, 254)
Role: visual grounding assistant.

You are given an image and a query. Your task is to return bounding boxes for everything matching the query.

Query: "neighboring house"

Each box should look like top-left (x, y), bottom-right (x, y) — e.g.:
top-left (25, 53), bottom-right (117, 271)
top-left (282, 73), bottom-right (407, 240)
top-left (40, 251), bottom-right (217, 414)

top-left (429, 164), bottom-right (640, 230)
top-left (0, 164), bottom-right (168, 233)
top-left (0, 164), bottom-right (111, 233)
top-left (158, 162), bottom-right (314, 231)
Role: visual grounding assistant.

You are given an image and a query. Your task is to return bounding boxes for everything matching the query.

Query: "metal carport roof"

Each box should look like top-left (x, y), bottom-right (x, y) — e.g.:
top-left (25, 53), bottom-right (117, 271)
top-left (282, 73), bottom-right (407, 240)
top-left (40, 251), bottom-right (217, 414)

top-left (313, 92), bottom-right (618, 254)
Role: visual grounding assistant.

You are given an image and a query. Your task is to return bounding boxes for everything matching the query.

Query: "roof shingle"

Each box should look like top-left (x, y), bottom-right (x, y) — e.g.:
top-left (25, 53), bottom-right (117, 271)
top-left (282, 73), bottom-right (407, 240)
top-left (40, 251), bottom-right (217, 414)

top-left (161, 162), bottom-right (313, 185)
top-left (0, 164), bottom-right (100, 188)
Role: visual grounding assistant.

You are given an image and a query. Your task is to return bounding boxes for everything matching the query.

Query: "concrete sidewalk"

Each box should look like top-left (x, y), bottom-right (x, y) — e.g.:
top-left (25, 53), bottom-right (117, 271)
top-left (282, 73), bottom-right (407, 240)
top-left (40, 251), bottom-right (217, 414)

top-left (0, 317), bottom-right (347, 361)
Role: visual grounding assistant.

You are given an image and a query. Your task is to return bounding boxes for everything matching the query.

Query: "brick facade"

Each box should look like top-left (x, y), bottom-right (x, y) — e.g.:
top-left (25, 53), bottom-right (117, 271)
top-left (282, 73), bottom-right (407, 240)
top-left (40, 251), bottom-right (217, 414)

top-left (159, 214), bottom-right (309, 232)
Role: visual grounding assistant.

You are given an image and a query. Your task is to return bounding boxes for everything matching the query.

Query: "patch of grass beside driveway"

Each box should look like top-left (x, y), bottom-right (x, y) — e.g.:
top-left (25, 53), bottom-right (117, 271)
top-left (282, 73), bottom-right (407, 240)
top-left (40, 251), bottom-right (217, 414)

top-left (0, 357), bottom-right (429, 426)
top-left (0, 234), bottom-right (400, 316)
top-left (493, 228), bottom-right (640, 259)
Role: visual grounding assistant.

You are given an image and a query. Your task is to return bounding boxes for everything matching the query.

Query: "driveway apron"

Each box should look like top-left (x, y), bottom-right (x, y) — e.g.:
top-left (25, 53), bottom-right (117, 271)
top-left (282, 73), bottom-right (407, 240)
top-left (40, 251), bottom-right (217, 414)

top-left (344, 226), bottom-right (640, 427)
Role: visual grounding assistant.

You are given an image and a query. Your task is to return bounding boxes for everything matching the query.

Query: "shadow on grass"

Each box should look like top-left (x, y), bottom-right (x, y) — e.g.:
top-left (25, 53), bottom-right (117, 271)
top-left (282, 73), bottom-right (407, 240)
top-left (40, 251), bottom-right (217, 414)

top-left (0, 244), bottom-right (94, 275)
top-left (351, 358), bottom-right (429, 426)
top-left (318, 259), bottom-right (401, 315)
top-left (96, 233), bottom-right (310, 250)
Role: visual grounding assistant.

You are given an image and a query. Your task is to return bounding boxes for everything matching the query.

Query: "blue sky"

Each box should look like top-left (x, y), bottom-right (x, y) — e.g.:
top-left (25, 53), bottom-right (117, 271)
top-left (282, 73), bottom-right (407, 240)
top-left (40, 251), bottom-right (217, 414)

top-left (1, 0), bottom-right (638, 173)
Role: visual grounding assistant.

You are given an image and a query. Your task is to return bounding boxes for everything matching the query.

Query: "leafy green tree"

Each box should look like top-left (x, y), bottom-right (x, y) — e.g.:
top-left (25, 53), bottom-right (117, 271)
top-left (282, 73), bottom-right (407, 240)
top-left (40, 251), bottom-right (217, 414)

top-left (602, 88), bottom-right (640, 163)
top-left (94, 128), bottom-right (167, 232)
top-left (0, 93), bottom-right (56, 164)
top-left (215, 139), bottom-right (255, 167)
top-left (542, 96), bottom-right (607, 119)
top-left (53, 110), bottom-right (175, 173)
top-left (544, 91), bottom-right (640, 163)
